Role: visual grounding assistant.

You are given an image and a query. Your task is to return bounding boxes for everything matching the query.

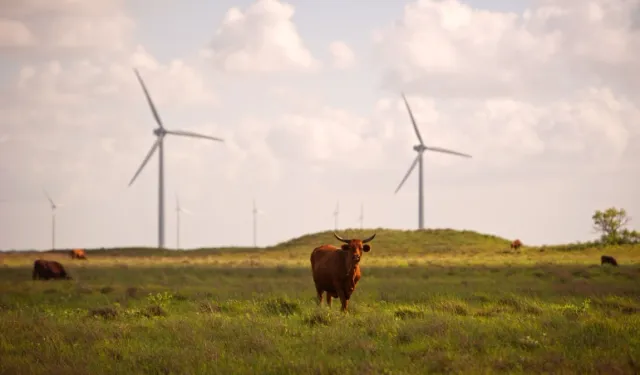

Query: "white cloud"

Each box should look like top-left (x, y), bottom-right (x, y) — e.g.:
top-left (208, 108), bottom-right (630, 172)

top-left (0, 0), bottom-right (133, 51)
top-left (0, 19), bottom-right (35, 46)
top-left (328, 41), bottom-right (356, 69)
top-left (374, 0), bottom-right (640, 101)
top-left (204, 0), bottom-right (319, 73)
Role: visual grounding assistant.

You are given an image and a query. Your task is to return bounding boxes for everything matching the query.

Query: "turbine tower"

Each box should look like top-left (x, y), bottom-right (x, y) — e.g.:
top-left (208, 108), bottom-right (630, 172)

top-left (175, 193), bottom-right (191, 250)
top-left (333, 201), bottom-right (340, 230)
top-left (43, 189), bottom-right (63, 250)
top-left (128, 68), bottom-right (224, 249)
top-left (252, 199), bottom-right (265, 248)
top-left (394, 93), bottom-right (472, 230)
top-left (358, 203), bottom-right (364, 230)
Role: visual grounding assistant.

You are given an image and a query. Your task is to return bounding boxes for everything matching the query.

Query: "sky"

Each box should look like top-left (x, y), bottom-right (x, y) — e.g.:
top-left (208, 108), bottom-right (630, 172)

top-left (0, 0), bottom-right (639, 250)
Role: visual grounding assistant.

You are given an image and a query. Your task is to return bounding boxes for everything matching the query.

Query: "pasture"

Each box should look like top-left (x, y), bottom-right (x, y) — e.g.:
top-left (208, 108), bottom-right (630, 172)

top-left (1, 229), bottom-right (640, 375)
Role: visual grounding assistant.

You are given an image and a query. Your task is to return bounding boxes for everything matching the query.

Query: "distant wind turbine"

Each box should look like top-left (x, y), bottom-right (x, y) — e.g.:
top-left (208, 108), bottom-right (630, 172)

top-left (333, 201), bottom-right (340, 230)
top-left (175, 193), bottom-right (192, 250)
top-left (42, 188), bottom-right (63, 250)
top-left (394, 93), bottom-right (472, 230)
top-left (252, 199), bottom-right (265, 248)
top-left (358, 203), bottom-right (364, 230)
top-left (127, 68), bottom-right (224, 249)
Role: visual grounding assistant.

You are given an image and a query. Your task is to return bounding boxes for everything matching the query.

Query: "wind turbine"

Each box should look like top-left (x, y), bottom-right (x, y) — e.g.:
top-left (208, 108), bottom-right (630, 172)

top-left (127, 68), bottom-right (224, 249)
top-left (252, 199), bottom-right (265, 248)
top-left (43, 188), bottom-right (63, 250)
top-left (175, 193), bottom-right (192, 250)
top-left (333, 201), bottom-right (340, 230)
top-left (394, 93), bottom-right (472, 230)
top-left (358, 203), bottom-right (364, 230)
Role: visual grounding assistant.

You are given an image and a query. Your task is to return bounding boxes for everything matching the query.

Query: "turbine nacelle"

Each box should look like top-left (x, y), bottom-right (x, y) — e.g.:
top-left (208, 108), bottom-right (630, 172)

top-left (153, 128), bottom-right (165, 137)
top-left (413, 144), bottom-right (426, 152)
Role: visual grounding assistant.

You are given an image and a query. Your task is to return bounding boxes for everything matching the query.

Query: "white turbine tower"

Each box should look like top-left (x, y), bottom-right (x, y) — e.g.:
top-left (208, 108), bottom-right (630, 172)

top-left (128, 68), bottom-right (224, 249)
top-left (252, 199), bottom-right (265, 248)
top-left (358, 203), bottom-right (364, 230)
top-left (42, 188), bottom-right (63, 250)
top-left (333, 201), bottom-right (340, 230)
top-left (394, 93), bottom-right (472, 230)
top-left (175, 193), bottom-right (192, 250)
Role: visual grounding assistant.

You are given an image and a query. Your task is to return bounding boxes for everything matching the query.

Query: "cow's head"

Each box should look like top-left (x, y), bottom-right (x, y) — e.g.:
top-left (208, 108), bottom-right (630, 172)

top-left (333, 232), bottom-right (376, 271)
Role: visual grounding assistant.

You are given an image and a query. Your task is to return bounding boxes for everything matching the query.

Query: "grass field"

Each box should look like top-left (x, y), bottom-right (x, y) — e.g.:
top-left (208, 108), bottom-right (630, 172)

top-left (1, 229), bottom-right (640, 374)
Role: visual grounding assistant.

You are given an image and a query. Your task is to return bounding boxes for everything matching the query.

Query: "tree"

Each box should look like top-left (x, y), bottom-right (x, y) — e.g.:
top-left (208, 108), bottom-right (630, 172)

top-left (592, 207), bottom-right (640, 245)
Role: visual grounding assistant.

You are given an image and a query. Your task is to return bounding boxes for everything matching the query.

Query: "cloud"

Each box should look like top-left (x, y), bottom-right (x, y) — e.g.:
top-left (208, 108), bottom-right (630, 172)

top-left (374, 0), bottom-right (640, 101)
top-left (203, 0), bottom-right (319, 73)
top-left (328, 41), bottom-right (356, 69)
top-left (0, 0), bottom-right (134, 51)
top-left (0, 19), bottom-right (36, 47)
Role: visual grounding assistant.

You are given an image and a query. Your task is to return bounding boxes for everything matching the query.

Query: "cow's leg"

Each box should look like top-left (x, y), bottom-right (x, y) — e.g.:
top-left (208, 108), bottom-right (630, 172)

top-left (325, 293), bottom-right (332, 307)
top-left (337, 289), bottom-right (348, 312)
top-left (315, 286), bottom-right (323, 306)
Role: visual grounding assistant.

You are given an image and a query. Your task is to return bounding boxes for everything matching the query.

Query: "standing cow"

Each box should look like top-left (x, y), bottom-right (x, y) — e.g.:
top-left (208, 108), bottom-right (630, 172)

top-left (510, 239), bottom-right (523, 250)
top-left (32, 259), bottom-right (72, 280)
top-left (310, 232), bottom-right (376, 312)
top-left (70, 248), bottom-right (87, 260)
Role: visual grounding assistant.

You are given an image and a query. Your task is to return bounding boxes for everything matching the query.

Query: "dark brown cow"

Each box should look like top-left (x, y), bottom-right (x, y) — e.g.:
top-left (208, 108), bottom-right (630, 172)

top-left (70, 248), bottom-right (87, 260)
top-left (32, 259), bottom-right (72, 280)
top-left (601, 255), bottom-right (618, 266)
top-left (510, 239), bottom-right (523, 250)
top-left (310, 232), bottom-right (376, 312)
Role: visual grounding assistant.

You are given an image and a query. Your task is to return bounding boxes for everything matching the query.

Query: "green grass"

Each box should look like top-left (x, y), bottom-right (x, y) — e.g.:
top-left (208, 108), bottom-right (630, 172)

top-left (1, 229), bottom-right (640, 374)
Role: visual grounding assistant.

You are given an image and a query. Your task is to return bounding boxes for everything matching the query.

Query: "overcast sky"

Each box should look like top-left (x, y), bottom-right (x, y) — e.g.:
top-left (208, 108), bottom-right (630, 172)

top-left (0, 0), bottom-right (638, 250)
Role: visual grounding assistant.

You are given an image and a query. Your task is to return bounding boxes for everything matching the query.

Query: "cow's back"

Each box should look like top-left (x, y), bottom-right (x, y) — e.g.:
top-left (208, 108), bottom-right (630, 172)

top-left (311, 244), bottom-right (340, 270)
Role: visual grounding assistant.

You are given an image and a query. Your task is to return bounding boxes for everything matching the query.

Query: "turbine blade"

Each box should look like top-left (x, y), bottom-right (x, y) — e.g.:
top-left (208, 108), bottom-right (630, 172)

top-left (165, 130), bottom-right (224, 143)
top-left (128, 138), bottom-right (161, 187)
top-left (394, 153), bottom-right (421, 194)
top-left (181, 207), bottom-right (193, 215)
top-left (175, 193), bottom-right (179, 209)
top-left (402, 92), bottom-right (424, 146)
top-left (42, 188), bottom-right (55, 207)
top-left (426, 146), bottom-right (472, 158)
top-left (133, 68), bottom-right (164, 129)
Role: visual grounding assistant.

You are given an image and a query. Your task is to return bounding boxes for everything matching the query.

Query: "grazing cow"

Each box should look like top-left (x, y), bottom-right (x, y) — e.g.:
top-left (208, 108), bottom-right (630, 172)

top-left (310, 232), bottom-right (376, 312)
top-left (510, 239), bottom-right (523, 250)
top-left (32, 259), bottom-right (72, 280)
top-left (601, 255), bottom-right (618, 267)
top-left (70, 248), bottom-right (87, 260)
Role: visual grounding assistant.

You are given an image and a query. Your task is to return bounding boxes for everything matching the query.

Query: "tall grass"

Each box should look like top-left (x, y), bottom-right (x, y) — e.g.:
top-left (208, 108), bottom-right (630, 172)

top-left (1, 229), bottom-right (639, 374)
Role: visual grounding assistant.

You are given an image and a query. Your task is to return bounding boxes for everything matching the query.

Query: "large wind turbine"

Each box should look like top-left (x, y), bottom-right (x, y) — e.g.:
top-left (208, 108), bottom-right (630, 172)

top-left (43, 189), bottom-right (63, 250)
top-left (128, 68), bottom-right (224, 249)
top-left (394, 93), bottom-right (472, 230)
top-left (175, 193), bottom-right (192, 250)
top-left (252, 199), bottom-right (265, 248)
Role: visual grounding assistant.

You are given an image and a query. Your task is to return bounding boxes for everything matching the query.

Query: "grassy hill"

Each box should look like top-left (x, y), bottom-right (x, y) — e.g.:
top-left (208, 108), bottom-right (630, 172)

top-left (4, 228), bottom-right (514, 256)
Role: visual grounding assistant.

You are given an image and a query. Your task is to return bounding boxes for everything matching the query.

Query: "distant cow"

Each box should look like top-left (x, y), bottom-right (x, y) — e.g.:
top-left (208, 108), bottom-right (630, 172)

top-left (70, 249), bottom-right (87, 260)
top-left (32, 259), bottom-right (72, 280)
top-left (310, 232), bottom-right (376, 312)
top-left (601, 255), bottom-right (618, 267)
top-left (510, 239), bottom-right (523, 250)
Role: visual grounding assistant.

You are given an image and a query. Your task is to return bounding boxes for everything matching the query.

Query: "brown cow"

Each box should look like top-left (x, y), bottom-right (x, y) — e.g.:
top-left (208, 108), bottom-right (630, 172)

top-left (310, 232), bottom-right (376, 312)
top-left (70, 248), bottom-right (87, 260)
top-left (601, 255), bottom-right (618, 266)
top-left (32, 259), bottom-right (72, 280)
top-left (510, 239), bottom-right (522, 250)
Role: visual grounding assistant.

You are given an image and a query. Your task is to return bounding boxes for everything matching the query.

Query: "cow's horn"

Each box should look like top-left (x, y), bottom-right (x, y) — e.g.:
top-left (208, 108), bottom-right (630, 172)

top-left (362, 233), bottom-right (376, 243)
top-left (333, 232), bottom-right (349, 244)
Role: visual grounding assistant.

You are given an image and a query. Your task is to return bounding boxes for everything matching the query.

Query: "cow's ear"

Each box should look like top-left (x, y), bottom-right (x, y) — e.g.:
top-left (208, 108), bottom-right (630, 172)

top-left (341, 244), bottom-right (349, 251)
top-left (363, 244), bottom-right (371, 252)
